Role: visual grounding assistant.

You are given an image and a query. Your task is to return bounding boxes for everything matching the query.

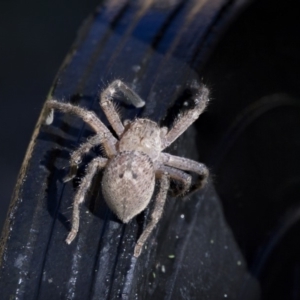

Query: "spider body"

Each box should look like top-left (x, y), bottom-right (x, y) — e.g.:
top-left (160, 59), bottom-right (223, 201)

top-left (45, 79), bottom-right (209, 257)
top-left (118, 119), bottom-right (162, 160)
top-left (102, 150), bottom-right (155, 223)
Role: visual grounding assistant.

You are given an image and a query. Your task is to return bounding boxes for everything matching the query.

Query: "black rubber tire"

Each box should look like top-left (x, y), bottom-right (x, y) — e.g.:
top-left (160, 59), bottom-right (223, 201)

top-left (1, 0), bottom-right (299, 299)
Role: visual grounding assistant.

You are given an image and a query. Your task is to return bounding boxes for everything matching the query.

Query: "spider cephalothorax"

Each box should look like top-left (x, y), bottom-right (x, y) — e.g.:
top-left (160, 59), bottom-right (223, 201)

top-left (45, 79), bottom-right (209, 257)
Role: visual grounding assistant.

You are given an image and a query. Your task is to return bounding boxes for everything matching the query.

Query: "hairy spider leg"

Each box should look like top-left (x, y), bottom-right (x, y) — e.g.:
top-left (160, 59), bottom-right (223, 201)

top-left (46, 100), bottom-right (117, 157)
top-left (162, 84), bottom-right (209, 150)
top-left (66, 157), bottom-right (108, 244)
top-left (134, 172), bottom-right (170, 257)
top-left (64, 135), bottom-right (104, 182)
top-left (161, 152), bottom-right (209, 192)
top-left (156, 165), bottom-right (192, 197)
top-left (100, 80), bottom-right (145, 137)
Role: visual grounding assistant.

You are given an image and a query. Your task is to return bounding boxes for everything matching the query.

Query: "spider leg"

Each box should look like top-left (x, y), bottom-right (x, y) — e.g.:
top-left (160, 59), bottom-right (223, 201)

top-left (64, 134), bottom-right (104, 182)
top-left (66, 157), bottom-right (108, 244)
top-left (160, 152), bottom-right (209, 192)
top-left (134, 172), bottom-right (170, 257)
top-left (100, 80), bottom-right (145, 137)
top-left (45, 100), bottom-right (117, 157)
top-left (156, 165), bottom-right (191, 197)
top-left (161, 84), bottom-right (209, 150)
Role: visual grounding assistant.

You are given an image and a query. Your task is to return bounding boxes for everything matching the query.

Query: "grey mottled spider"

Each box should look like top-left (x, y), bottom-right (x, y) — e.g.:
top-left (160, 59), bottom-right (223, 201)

top-left (45, 80), bottom-right (209, 257)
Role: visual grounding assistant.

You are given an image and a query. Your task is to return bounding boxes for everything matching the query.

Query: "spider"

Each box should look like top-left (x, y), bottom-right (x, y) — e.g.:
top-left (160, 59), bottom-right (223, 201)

top-left (45, 80), bottom-right (209, 257)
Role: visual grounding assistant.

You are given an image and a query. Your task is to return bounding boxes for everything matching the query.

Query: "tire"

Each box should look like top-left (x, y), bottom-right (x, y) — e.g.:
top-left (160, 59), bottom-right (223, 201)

top-left (5, 0), bottom-right (299, 299)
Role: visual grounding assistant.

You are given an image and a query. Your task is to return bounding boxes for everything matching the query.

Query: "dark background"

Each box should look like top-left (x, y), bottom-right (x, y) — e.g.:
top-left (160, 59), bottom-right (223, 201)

top-left (0, 0), bottom-right (100, 231)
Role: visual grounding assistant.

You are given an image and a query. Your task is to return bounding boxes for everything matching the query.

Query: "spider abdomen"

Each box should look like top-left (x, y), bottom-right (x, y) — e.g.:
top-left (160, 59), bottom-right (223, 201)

top-left (101, 151), bottom-right (155, 223)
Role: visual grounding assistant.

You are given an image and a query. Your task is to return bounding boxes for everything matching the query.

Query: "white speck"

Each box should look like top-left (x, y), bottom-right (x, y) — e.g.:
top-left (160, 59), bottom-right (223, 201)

top-left (161, 265), bottom-right (166, 273)
top-left (124, 170), bottom-right (133, 179)
top-left (45, 108), bottom-right (54, 125)
top-left (210, 239), bottom-right (214, 244)
top-left (183, 101), bottom-right (189, 106)
top-left (48, 278), bottom-right (53, 283)
top-left (132, 65), bottom-right (141, 72)
top-left (175, 235), bottom-right (179, 239)
top-left (18, 278), bottom-right (22, 284)
top-left (180, 214), bottom-right (185, 219)
top-left (224, 245), bottom-right (228, 250)
top-left (224, 294), bottom-right (228, 298)
top-left (14, 254), bottom-right (26, 269)
top-left (237, 260), bottom-right (242, 266)
top-left (168, 254), bottom-right (175, 259)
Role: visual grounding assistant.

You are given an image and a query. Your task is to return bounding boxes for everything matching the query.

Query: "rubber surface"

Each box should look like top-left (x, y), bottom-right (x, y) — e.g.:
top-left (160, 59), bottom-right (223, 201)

top-left (0, 0), bottom-right (266, 299)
